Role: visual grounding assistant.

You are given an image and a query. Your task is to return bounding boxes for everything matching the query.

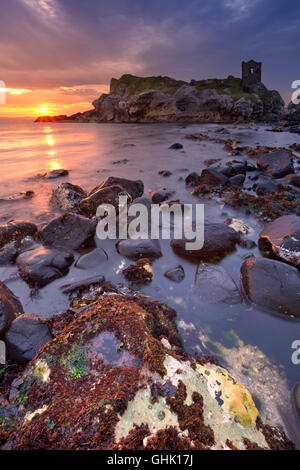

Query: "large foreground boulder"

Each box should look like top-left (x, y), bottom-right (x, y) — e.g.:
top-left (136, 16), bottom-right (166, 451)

top-left (1, 295), bottom-right (294, 449)
top-left (79, 186), bottom-right (131, 217)
top-left (0, 221), bottom-right (37, 249)
top-left (241, 257), bottom-right (300, 318)
top-left (259, 215), bottom-right (300, 268)
top-left (17, 245), bottom-right (74, 288)
top-left (171, 222), bottom-right (240, 260)
top-left (97, 176), bottom-right (144, 200)
top-left (5, 313), bottom-right (52, 363)
top-left (38, 213), bottom-right (96, 251)
top-left (0, 282), bottom-right (23, 336)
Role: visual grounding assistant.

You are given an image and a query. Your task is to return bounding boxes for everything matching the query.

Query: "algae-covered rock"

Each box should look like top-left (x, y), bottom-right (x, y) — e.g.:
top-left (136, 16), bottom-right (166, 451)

top-left (1, 294), bottom-right (294, 450)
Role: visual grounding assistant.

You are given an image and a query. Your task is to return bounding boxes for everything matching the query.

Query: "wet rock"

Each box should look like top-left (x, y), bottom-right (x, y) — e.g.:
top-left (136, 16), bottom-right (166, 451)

top-left (44, 169), bottom-right (69, 179)
top-left (259, 215), bottom-right (300, 267)
top-left (4, 294), bottom-right (293, 450)
top-left (286, 174), bottom-right (300, 188)
top-left (197, 169), bottom-right (229, 187)
top-left (5, 314), bottom-right (52, 363)
top-left (50, 182), bottom-right (87, 212)
top-left (293, 384), bottom-right (300, 419)
top-left (191, 264), bottom-right (241, 305)
top-left (185, 172), bottom-right (200, 186)
top-left (94, 176), bottom-right (144, 200)
top-left (224, 218), bottom-right (252, 235)
top-left (38, 213), bottom-right (96, 251)
top-left (112, 159), bottom-right (129, 165)
top-left (229, 174), bottom-right (245, 187)
top-left (79, 185), bottom-right (131, 217)
top-left (241, 257), bottom-right (300, 318)
top-left (257, 149), bottom-right (294, 178)
top-left (0, 191), bottom-right (34, 203)
top-left (116, 238), bottom-right (162, 260)
top-left (122, 258), bottom-right (153, 284)
top-left (171, 222), bottom-right (240, 261)
top-left (17, 245), bottom-right (74, 287)
top-left (0, 282), bottom-right (23, 336)
top-left (75, 248), bottom-right (107, 269)
top-left (204, 158), bottom-right (221, 167)
top-left (169, 143), bottom-right (183, 149)
top-left (149, 188), bottom-right (176, 203)
top-left (164, 265), bottom-right (185, 283)
top-left (158, 170), bottom-right (172, 177)
top-left (0, 242), bottom-right (18, 265)
top-left (0, 220), bottom-right (37, 249)
top-left (60, 275), bottom-right (105, 295)
top-left (254, 177), bottom-right (278, 195)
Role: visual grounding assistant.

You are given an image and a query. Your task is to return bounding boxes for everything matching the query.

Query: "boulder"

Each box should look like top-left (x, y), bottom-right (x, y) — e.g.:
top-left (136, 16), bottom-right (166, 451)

top-left (38, 213), bottom-right (96, 251)
top-left (171, 222), bottom-right (240, 260)
top-left (286, 174), bottom-right (300, 188)
top-left (256, 150), bottom-right (294, 178)
top-left (50, 183), bottom-right (87, 212)
top-left (149, 189), bottom-right (176, 203)
top-left (17, 245), bottom-right (74, 288)
top-left (94, 176), bottom-right (144, 200)
top-left (169, 143), bottom-right (183, 149)
top-left (4, 294), bottom-right (294, 450)
top-left (164, 265), bottom-right (185, 283)
top-left (241, 257), bottom-right (300, 318)
top-left (0, 282), bottom-right (23, 336)
top-left (0, 221), bottom-right (37, 249)
top-left (185, 172), bottom-right (200, 186)
top-left (116, 238), bottom-right (162, 260)
top-left (122, 258), bottom-right (153, 284)
top-left (79, 185), bottom-right (131, 217)
top-left (259, 215), bottom-right (300, 267)
top-left (0, 242), bottom-right (18, 265)
top-left (229, 174), bottom-right (245, 187)
top-left (5, 314), bottom-right (52, 363)
top-left (191, 264), bottom-right (241, 305)
top-left (197, 169), bottom-right (229, 187)
top-left (254, 176), bottom-right (278, 195)
top-left (75, 248), bottom-right (107, 269)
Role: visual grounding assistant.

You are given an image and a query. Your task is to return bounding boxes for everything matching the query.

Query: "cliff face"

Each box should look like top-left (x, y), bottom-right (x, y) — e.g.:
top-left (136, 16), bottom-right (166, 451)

top-left (36, 74), bottom-right (286, 123)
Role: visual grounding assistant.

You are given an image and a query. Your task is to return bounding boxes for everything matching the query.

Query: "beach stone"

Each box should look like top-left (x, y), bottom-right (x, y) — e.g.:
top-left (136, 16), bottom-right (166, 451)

top-left (191, 264), bottom-right (241, 305)
top-left (0, 242), bottom-right (18, 265)
top-left (5, 314), bottom-right (52, 364)
top-left (44, 169), bottom-right (69, 179)
top-left (169, 142), bottom-right (183, 149)
top-left (254, 176), bottom-right (278, 195)
top-left (0, 220), bottom-right (37, 249)
top-left (185, 172), bottom-right (200, 186)
top-left (197, 168), bottom-right (229, 186)
top-left (149, 189), bottom-right (176, 203)
top-left (241, 257), bottom-right (300, 318)
top-left (50, 182), bottom-right (87, 212)
top-left (79, 185), bottom-right (131, 217)
top-left (94, 176), bottom-right (144, 200)
top-left (0, 282), bottom-right (23, 336)
top-left (60, 275), bottom-right (105, 295)
top-left (17, 245), bottom-right (74, 288)
top-left (256, 149), bottom-right (294, 178)
top-left (259, 215), bottom-right (300, 267)
top-left (171, 222), bottom-right (240, 260)
top-left (158, 170), bottom-right (172, 177)
top-left (75, 248), bottom-right (107, 269)
top-left (286, 174), bottom-right (300, 188)
top-left (116, 238), bottom-right (162, 260)
top-left (164, 265), bottom-right (185, 283)
top-left (122, 258), bottom-right (153, 284)
top-left (38, 213), bottom-right (96, 251)
top-left (229, 174), bottom-right (245, 187)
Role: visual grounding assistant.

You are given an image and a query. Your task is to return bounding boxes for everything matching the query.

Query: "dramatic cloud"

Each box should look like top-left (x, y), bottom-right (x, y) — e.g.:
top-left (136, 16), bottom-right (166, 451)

top-left (0, 0), bottom-right (299, 115)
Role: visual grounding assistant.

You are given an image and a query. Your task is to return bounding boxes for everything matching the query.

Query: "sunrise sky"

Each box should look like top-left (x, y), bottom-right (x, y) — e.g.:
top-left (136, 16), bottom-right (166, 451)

top-left (0, 0), bottom-right (299, 118)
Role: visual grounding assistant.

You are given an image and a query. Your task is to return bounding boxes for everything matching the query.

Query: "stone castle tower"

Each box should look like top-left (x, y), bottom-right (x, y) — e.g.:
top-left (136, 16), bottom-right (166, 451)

top-left (242, 60), bottom-right (262, 91)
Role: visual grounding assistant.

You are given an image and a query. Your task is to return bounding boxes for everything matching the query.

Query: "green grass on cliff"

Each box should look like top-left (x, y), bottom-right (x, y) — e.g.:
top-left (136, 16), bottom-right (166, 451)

top-left (111, 74), bottom-right (187, 95)
top-left (191, 76), bottom-right (257, 102)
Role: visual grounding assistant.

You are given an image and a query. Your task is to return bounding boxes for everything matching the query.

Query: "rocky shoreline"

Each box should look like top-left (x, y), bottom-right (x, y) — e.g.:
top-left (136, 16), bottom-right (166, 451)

top-left (0, 127), bottom-right (300, 449)
top-left (35, 73), bottom-right (300, 125)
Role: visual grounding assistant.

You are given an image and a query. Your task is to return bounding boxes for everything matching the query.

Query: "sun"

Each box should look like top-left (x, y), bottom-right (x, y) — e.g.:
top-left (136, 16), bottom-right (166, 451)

top-left (39, 105), bottom-right (49, 115)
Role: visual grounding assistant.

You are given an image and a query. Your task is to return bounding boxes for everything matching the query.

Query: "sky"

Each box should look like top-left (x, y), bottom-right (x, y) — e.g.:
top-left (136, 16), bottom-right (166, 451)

top-left (0, 0), bottom-right (299, 117)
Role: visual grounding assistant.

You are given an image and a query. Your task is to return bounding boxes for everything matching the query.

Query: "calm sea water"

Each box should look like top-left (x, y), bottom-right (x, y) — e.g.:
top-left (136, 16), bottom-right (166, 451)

top-left (0, 118), bottom-right (300, 445)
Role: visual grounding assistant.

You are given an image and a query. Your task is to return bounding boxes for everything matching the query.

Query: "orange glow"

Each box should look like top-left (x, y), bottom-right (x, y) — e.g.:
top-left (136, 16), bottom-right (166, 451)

top-left (39, 105), bottom-right (49, 114)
